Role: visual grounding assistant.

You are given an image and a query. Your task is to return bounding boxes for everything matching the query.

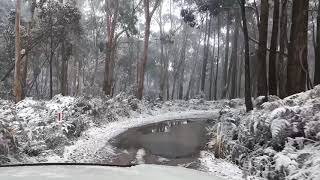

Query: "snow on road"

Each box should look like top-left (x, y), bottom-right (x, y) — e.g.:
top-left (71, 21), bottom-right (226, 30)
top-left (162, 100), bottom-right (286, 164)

top-left (0, 95), bottom-right (247, 179)
top-left (58, 109), bottom-right (246, 180)
top-left (63, 110), bottom-right (219, 162)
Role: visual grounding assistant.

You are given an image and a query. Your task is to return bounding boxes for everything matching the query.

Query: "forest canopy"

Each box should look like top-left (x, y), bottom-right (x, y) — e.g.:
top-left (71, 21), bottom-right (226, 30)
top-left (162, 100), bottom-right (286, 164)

top-left (0, 0), bottom-right (319, 112)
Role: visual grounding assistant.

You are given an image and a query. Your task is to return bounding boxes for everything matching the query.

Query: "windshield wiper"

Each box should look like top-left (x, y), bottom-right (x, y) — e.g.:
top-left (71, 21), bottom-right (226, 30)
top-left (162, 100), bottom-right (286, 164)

top-left (0, 163), bottom-right (137, 168)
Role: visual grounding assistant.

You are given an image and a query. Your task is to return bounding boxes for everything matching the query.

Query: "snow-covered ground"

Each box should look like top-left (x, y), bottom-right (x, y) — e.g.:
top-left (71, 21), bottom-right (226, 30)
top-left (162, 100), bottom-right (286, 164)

top-left (0, 94), bottom-right (245, 179)
top-left (63, 110), bottom-right (218, 162)
top-left (1, 86), bottom-right (320, 179)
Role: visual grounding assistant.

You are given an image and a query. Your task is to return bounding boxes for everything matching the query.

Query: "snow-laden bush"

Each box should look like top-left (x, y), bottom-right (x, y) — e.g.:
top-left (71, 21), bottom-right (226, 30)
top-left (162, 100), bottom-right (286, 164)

top-left (0, 95), bottom-right (101, 163)
top-left (2, 92), bottom-right (200, 164)
top-left (235, 86), bottom-right (320, 179)
top-left (0, 99), bottom-right (18, 162)
top-left (207, 106), bottom-right (245, 159)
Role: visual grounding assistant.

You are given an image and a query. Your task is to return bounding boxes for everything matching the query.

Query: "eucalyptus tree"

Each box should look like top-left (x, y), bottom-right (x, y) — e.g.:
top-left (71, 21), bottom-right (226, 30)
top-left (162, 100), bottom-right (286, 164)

top-left (14, 0), bottom-right (23, 103)
top-left (38, 0), bottom-right (82, 97)
top-left (104, 0), bottom-right (138, 96)
top-left (287, 0), bottom-right (309, 96)
top-left (21, 0), bottom-right (37, 99)
top-left (137, 0), bottom-right (162, 100)
top-left (157, 0), bottom-right (172, 100)
top-left (200, 14), bottom-right (211, 94)
top-left (256, 0), bottom-right (269, 99)
top-left (229, 14), bottom-right (240, 99)
top-left (239, 0), bottom-right (253, 112)
top-left (278, 0), bottom-right (288, 98)
top-left (268, 0), bottom-right (280, 95)
top-left (181, 0), bottom-right (241, 100)
top-left (315, 0), bottom-right (320, 86)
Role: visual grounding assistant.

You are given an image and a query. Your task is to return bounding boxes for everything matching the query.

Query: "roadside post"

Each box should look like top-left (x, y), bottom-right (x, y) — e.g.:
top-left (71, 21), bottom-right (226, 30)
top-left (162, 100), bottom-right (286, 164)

top-left (57, 111), bottom-right (63, 133)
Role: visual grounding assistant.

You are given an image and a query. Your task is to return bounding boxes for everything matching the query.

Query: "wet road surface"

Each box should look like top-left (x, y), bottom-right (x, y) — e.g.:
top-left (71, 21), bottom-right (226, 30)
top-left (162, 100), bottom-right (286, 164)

top-left (105, 119), bottom-right (214, 167)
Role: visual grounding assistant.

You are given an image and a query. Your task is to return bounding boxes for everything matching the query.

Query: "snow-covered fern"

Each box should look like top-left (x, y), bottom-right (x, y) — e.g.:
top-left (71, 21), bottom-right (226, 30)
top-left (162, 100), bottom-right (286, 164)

top-left (271, 119), bottom-right (290, 138)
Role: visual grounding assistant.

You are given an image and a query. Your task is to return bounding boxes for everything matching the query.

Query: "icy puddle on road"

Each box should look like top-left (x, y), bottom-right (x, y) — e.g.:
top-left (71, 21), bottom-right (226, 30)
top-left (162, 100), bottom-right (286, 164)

top-left (106, 119), bottom-right (214, 167)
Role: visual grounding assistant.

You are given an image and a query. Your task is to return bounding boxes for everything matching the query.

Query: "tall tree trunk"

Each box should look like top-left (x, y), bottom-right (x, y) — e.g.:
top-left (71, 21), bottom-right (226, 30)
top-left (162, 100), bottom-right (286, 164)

top-left (178, 24), bottom-right (188, 99)
top-left (14, 0), bottom-right (23, 103)
top-left (73, 43), bottom-right (80, 96)
top-left (230, 14), bottom-right (240, 99)
top-left (222, 11), bottom-right (231, 99)
top-left (159, 44), bottom-right (165, 100)
top-left (72, 52), bottom-right (77, 96)
top-left (185, 61), bottom-right (197, 100)
top-left (269, 0), bottom-right (280, 95)
top-left (92, 45), bottom-right (99, 86)
top-left (171, 44), bottom-right (181, 100)
top-left (250, 25), bottom-right (259, 98)
top-left (287, 0), bottom-right (309, 96)
top-left (278, 0), bottom-right (288, 98)
top-left (104, 42), bottom-right (116, 96)
top-left (240, 0), bottom-right (254, 112)
top-left (178, 63), bottom-right (186, 99)
top-left (238, 49), bottom-right (244, 97)
top-left (315, 0), bottom-right (320, 86)
top-left (135, 41), bottom-right (140, 94)
top-left (159, 2), bottom-right (166, 100)
top-left (48, 7), bottom-right (54, 99)
top-left (185, 31), bottom-right (202, 100)
top-left (214, 16), bottom-right (221, 100)
top-left (92, 28), bottom-right (99, 86)
top-left (90, 1), bottom-right (99, 86)
top-left (49, 46), bottom-right (53, 99)
top-left (209, 28), bottom-right (216, 100)
top-left (104, 0), bottom-right (119, 96)
top-left (77, 55), bottom-right (82, 95)
top-left (165, 46), bottom-right (170, 100)
top-left (21, 0), bottom-right (36, 99)
top-left (201, 15), bottom-right (211, 93)
top-left (171, 63), bottom-right (177, 100)
top-left (60, 42), bottom-right (66, 95)
top-left (60, 41), bottom-right (71, 96)
top-left (257, 0), bottom-right (269, 98)
top-left (137, 0), bottom-right (160, 99)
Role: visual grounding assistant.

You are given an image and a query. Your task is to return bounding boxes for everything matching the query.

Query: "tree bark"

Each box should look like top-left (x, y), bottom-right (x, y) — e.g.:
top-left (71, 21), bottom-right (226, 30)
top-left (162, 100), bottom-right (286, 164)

top-left (137, 0), bottom-right (160, 99)
top-left (21, 0), bottom-right (36, 99)
top-left (171, 44), bottom-right (182, 100)
top-left (315, 0), bottom-right (320, 86)
top-left (178, 24), bottom-right (188, 99)
top-left (104, 0), bottom-right (119, 96)
top-left (14, 0), bottom-right (23, 103)
top-left (287, 0), bottom-right (309, 96)
top-left (49, 5), bottom-right (54, 99)
top-left (256, 0), bottom-right (269, 98)
top-left (165, 45), bottom-right (170, 100)
top-left (201, 15), bottom-right (211, 93)
top-left (137, 17), bottom-right (151, 99)
top-left (214, 16), bottom-right (221, 100)
top-left (159, 2), bottom-right (166, 100)
top-left (209, 28), bottom-right (216, 100)
top-left (230, 14), bottom-right (240, 99)
top-left (278, 0), bottom-right (288, 98)
top-left (240, 0), bottom-right (253, 112)
top-left (269, 0), bottom-right (280, 95)
top-left (60, 41), bottom-right (71, 96)
top-left (238, 49), bottom-right (244, 98)
top-left (222, 11), bottom-right (231, 99)
top-left (185, 30), bottom-right (202, 100)
top-left (77, 54), bottom-right (82, 95)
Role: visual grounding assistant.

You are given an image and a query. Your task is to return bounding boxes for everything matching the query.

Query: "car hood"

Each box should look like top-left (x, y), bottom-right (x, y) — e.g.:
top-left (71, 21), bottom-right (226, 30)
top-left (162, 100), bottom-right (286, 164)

top-left (0, 164), bottom-right (225, 180)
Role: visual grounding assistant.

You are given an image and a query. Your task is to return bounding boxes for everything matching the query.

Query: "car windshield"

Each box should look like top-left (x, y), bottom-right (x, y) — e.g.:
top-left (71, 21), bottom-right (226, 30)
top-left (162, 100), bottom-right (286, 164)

top-left (1, 0), bottom-right (320, 180)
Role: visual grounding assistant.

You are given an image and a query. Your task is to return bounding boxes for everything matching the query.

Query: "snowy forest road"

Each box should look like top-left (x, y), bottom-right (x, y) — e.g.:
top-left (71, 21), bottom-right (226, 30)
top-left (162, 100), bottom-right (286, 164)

top-left (60, 110), bottom-right (244, 180)
top-left (108, 119), bottom-right (212, 166)
top-left (63, 110), bottom-right (219, 163)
